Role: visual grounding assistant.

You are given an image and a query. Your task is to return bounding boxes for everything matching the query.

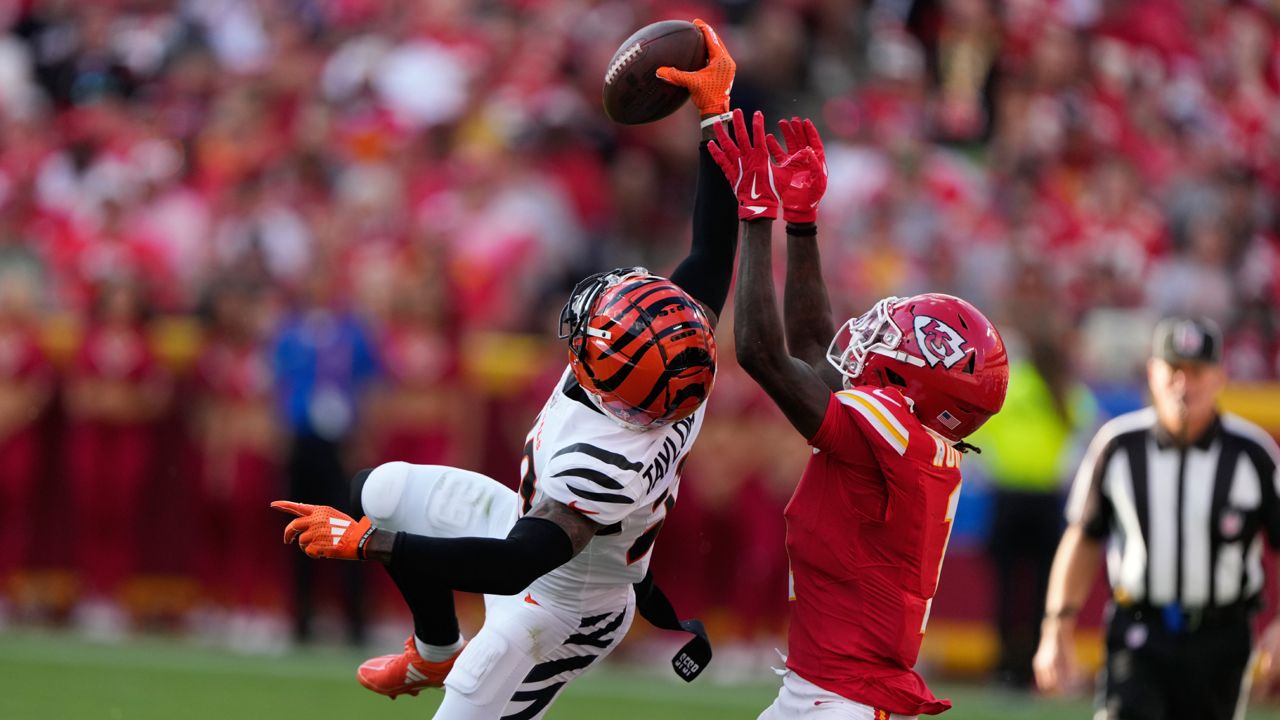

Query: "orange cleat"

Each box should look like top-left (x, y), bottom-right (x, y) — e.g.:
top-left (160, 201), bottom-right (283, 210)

top-left (356, 635), bottom-right (465, 699)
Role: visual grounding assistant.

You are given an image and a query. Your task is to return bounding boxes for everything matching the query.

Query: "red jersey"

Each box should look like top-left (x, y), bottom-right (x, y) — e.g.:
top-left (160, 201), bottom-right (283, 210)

top-left (784, 386), bottom-right (963, 716)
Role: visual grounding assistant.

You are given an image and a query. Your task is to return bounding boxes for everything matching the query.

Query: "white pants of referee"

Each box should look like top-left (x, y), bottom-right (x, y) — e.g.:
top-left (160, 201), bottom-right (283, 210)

top-left (362, 462), bottom-right (636, 720)
top-left (759, 671), bottom-right (919, 720)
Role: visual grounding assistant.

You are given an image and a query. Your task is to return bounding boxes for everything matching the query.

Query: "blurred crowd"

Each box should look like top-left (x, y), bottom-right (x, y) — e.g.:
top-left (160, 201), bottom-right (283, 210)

top-left (0, 0), bottom-right (1278, 669)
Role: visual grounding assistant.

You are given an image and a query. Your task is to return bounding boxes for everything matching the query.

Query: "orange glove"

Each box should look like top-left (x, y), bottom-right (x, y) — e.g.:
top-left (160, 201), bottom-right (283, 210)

top-left (656, 19), bottom-right (735, 117)
top-left (271, 500), bottom-right (375, 560)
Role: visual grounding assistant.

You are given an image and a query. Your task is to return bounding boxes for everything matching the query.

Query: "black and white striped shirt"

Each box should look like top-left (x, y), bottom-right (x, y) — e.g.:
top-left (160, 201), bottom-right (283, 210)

top-left (1067, 408), bottom-right (1280, 609)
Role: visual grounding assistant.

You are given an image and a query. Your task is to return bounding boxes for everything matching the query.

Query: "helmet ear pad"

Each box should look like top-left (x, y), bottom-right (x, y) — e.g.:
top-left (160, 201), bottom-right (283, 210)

top-left (565, 273), bottom-right (716, 429)
top-left (831, 293), bottom-right (1009, 441)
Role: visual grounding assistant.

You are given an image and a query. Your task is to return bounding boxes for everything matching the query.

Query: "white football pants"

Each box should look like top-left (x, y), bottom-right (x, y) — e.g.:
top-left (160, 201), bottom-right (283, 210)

top-left (362, 462), bottom-right (635, 720)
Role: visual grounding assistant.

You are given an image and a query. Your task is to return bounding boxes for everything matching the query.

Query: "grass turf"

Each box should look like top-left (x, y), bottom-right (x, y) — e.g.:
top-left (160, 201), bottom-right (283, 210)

top-left (3, 629), bottom-right (1280, 719)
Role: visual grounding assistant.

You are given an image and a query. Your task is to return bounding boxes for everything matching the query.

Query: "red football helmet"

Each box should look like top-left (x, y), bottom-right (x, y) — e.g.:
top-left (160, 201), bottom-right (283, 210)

top-left (826, 293), bottom-right (1008, 441)
top-left (560, 268), bottom-right (717, 429)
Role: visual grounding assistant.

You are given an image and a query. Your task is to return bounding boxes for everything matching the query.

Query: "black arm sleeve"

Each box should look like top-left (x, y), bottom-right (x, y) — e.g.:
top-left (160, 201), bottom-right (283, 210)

top-left (387, 517), bottom-right (574, 595)
top-left (669, 141), bottom-right (739, 318)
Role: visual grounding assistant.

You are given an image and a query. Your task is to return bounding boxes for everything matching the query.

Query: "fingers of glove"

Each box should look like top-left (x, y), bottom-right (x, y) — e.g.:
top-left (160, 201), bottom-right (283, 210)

top-left (298, 524), bottom-right (331, 549)
top-left (765, 133), bottom-right (786, 164)
top-left (712, 119), bottom-right (739, 161)
top-left (802, 118), bottom-right (825, 160)
top-left (283, 515), bottom-right (311, 544)
top-left (655, 66), bottom-right (689, 87)
top-left (777, 118), bottom-right (802, 155)
top-left (693, 19), bottom-right (726, 61)
top-left (780, 147), bottom-right (817, 171)
top-left (730, 109), bottom-right (749, 151)
top-left (270, 500), bottom-right (313, 517)
top-left (751, 111), bottom-right (768, 151)
top-left (706, 140), bottom-right (733, 179)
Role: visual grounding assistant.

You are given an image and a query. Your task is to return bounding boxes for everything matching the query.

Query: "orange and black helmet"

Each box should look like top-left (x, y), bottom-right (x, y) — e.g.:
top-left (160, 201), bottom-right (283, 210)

top-left (559, 267), bottom-right (717, 429)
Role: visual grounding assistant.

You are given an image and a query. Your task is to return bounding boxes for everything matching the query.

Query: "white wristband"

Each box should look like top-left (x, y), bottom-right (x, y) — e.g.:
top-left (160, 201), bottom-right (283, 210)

top-left (700, 111), bottom-right (733, 129)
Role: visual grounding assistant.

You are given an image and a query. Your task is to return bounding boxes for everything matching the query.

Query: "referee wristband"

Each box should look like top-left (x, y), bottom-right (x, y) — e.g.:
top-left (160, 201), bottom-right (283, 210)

top-left (700, 111), bottom-right (733, 129)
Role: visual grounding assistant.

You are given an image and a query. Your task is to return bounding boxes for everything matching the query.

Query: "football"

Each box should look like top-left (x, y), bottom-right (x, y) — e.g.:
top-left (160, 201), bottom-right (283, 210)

top-left (602, 20), bottom-right (707, 125)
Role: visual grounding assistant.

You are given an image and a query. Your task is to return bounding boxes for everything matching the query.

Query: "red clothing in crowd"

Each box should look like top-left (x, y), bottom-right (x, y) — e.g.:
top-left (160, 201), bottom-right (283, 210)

top-left (0, 324), bottom-right (52, 584)
top-left (66, 324), bottom-right (167, 597)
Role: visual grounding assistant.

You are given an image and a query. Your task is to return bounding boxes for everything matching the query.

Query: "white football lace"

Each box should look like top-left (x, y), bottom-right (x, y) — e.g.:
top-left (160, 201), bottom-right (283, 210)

top-left (604, 42), bottom-right (642, 85)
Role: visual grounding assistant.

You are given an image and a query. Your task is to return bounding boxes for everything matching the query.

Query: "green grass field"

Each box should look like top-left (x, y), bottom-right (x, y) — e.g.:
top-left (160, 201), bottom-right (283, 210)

top-left (3, 629), bottom-right (1280, 719)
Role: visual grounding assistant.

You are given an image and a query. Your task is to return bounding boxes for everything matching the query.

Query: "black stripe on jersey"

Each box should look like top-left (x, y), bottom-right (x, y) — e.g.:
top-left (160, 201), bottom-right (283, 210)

top-left (502, 681), bottom-right (566, 720)
top-left (1119, 432), bottom-right (1151, 598)
top-left (566, 485), bottom-right (633, 505)
top-left (1174, 447), bottom-right (1187, 605)
top-left (565, 611), bottom-right (625, 648)
top-left (651, 488), bottom-right (670, 512)
top-left (553, 467), bottom-right (625, 490)
top-left (523, 654), bottom-right (597, 684)
top-left (579, 612), bottom-right (614, 628)
top-left (596, 521), bottom-right (622, 536)
top-left (1208, 441), bottom-right (1241, 607)
top-left (552, 443), bottom-right (642, 472)
top-left (626, 520), bottom-right (664, 565)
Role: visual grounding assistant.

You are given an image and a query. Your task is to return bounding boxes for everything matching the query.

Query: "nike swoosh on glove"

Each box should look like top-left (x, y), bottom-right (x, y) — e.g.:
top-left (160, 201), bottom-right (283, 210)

top-left (707, 109), bottom-right (780, 221)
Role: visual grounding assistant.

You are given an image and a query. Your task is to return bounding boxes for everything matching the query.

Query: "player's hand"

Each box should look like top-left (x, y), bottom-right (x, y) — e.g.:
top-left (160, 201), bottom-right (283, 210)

top-left (655, 19), bottom-right (735, 117)
top-left (707, 109), bottom-right (780, 221)
top-left (1033, 618), bottom-right (1079, 695)
top-left (765, 117), bottom-right (828, 224)
top-left (1252, 620), bottom-right (1280, 700)
top-left (270, 500), bottom-right (375, 561)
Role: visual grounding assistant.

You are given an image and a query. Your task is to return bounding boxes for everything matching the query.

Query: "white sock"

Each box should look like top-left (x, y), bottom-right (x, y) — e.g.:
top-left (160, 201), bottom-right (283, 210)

top-left (416, 635), bottom-right (465, 662)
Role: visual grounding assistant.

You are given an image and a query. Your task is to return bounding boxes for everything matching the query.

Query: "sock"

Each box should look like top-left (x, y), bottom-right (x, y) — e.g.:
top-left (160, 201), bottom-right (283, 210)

top-left (416, 634), bottom-right (465, 662)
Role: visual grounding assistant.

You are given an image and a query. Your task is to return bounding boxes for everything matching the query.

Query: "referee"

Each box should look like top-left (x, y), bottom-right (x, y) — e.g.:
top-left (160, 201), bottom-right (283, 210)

top-left (1033, 316), bottom-right (1280, 720)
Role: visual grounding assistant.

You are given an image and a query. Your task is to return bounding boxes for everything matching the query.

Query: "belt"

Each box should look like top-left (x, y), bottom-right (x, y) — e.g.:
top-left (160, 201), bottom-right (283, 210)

top-left (1116, 601), bottom-right (1253, 633)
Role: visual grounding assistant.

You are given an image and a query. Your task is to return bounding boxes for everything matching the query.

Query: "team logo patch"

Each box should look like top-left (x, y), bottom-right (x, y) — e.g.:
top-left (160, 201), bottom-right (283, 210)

top-left (913, 315), bottom-right (969, 369)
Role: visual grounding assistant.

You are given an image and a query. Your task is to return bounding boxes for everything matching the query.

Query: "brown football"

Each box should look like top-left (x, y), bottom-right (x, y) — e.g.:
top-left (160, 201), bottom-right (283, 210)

top-left (602, 20), bottom-right (707, 125)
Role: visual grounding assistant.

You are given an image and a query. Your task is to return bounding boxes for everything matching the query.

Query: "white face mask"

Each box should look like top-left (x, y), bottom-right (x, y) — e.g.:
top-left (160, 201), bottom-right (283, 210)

top-left (826, 296), bottom-right (926, 388)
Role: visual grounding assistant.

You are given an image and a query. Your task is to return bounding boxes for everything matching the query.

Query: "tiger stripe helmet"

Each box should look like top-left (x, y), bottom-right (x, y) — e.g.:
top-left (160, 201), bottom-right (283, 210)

top-left (559, 268), bottom-right (717, 429)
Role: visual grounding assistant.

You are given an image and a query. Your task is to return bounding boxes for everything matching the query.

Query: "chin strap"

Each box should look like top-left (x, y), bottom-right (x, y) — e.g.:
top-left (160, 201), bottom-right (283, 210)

top-left (632, 570), bottom-right (712, 682)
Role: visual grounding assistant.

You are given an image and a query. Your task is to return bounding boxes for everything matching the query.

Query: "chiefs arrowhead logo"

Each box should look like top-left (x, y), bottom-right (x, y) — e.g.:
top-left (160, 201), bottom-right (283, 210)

top-left (913, 315), bottom-right (968, 369)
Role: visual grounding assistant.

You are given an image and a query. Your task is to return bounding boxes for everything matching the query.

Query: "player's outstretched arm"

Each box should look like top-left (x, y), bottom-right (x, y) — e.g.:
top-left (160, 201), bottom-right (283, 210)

top-left (708, 109), bottom-right (831, 439)
top-left (271, 499), bottom-right (598, 595)
top-left (767, 117), bottom-right (841, 388)
top-left (662, 19), bottom-right (738, 328)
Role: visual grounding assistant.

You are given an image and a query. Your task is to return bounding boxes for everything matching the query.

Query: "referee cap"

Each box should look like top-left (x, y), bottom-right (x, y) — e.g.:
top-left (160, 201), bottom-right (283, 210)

top-left (1152, 316), bottom-right (1222, 365)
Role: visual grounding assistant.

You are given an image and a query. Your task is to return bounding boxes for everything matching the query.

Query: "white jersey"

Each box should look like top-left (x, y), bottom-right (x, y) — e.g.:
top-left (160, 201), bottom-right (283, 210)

top-left (519, 367), bottom-right (704, 603)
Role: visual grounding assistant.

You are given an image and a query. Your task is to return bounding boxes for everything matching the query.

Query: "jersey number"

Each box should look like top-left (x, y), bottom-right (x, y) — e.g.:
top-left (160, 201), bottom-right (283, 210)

top-left (626, 491), bottom-right (676, 564)
top-left (920, 481), bottom-right (961, 634)
top-left (519, 434), bottom-right (536, 515)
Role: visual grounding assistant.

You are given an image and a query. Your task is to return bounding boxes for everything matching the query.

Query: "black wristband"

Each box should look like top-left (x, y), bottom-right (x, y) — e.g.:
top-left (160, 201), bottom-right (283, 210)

top-left (786, 222), bottom-right (818, 237)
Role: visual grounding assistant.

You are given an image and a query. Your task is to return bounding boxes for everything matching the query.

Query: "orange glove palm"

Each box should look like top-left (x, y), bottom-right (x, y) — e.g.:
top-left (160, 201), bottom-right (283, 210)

top-left (271, 500), bottom-right (375, 560)
top-left (656, 19), bottom-right (735, 116)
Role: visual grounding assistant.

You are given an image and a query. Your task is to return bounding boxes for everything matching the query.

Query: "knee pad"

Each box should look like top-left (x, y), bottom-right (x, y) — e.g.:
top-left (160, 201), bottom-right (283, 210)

top-left (361, 461), bottom-right (412, 529)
